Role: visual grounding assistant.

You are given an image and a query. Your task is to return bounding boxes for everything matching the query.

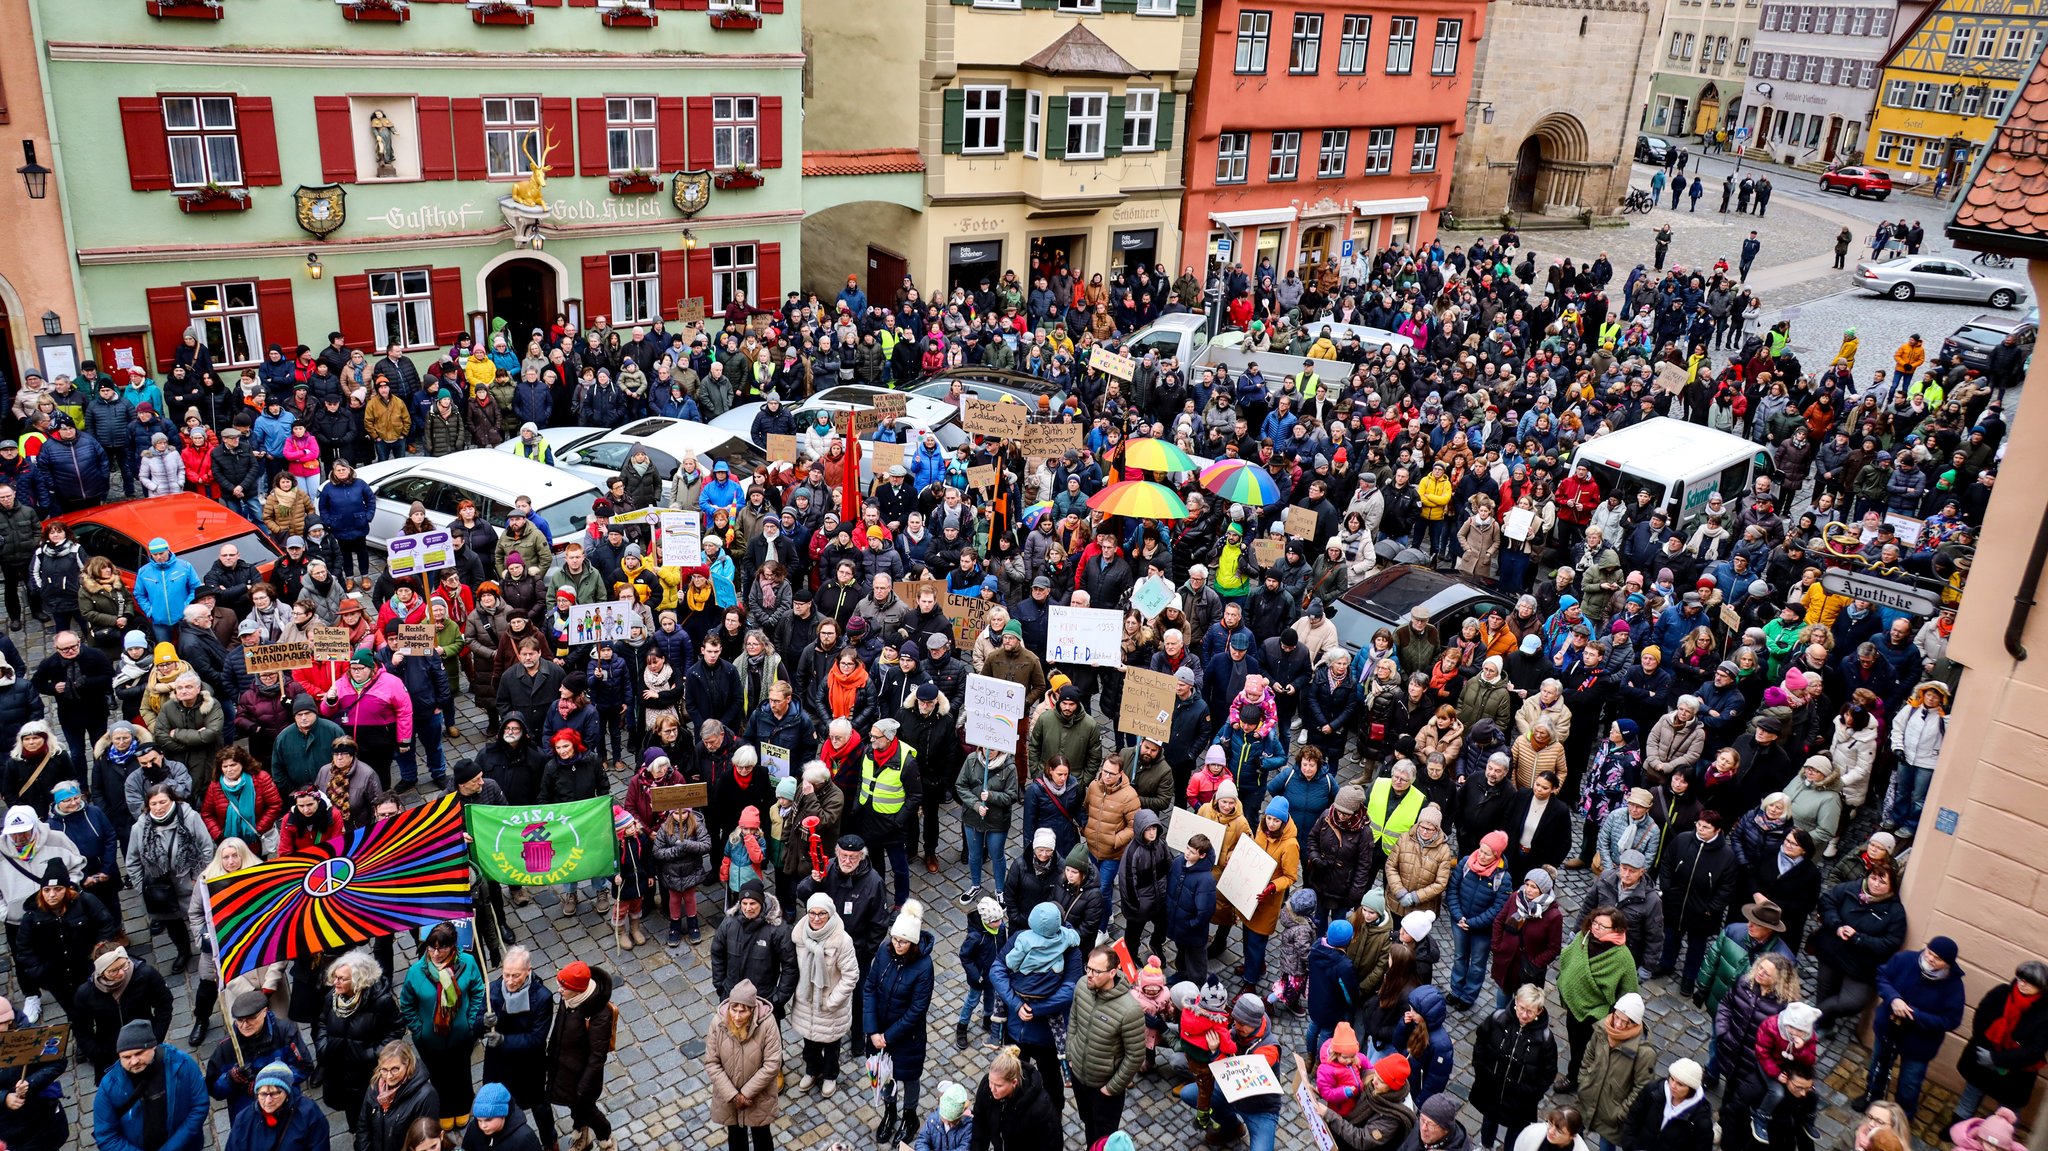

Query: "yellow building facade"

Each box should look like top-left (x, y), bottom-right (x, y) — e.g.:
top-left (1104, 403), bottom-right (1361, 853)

top-left (1868, 0), bottom-right (2046, 188)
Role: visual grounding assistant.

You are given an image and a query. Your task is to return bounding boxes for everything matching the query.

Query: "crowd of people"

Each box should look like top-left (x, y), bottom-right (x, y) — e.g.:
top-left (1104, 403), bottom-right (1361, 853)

top-left (0, 227), bottom-right (2034, 1151)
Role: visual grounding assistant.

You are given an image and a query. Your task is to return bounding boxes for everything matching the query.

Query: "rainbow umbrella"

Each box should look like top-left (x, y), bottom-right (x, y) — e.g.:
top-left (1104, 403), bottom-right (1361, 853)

top-left (1021, 501), bottom-right (1054, 528)
top-left (1199, 459), bottom-right (1281, 506)
top-left (1086, 480), bottom-right (1189, 520)
top-left (1122, 437), bottom-right (1197, 474)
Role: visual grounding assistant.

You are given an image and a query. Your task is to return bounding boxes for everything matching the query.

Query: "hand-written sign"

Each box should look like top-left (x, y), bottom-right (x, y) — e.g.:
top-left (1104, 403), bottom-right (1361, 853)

top-left (396, 624), bottom-right (435, 653)
top-left (1048, 605), bottom-right (1121, 667)
top-left (766, 433), bottom-right (799, 464)
top-left (1252, 537), bottom-right (1285, 566)
top-left (748, 313), bottom-right (774, 335)
top-left (245, 642), bottom-right (316, 676)
top-left (650, 783), bottom-right (708, 811)
top-left (1165, 806), bottom-right (1229, 855)
top-left (944, 592), bottom-right (992, 644)
top-left (1216, 836), bottom-right (1277, 917)
top-left (308, 626), bottom-right (351, 662)
top-left (964, 674), bottom-right (1027, 750)
top-left (1211, 1053), bottom-right (1284, 1102)
top-left (1503, 506), bottom-right (1537, 542)
top-left (1294, 1056), bottom-right (1338, 1151)
top-left (0, 1024), bottom-right (68, 1068)
top-left (967, 464), bottom-right (997, 489)
top-left (1130, 575), bottom-right (1174, 619)
top-left (677, 298), bottom-right (706, 324)
top-left (899, 579), bottom-right (947, 608)
top-left (870, 441), bottom-right (904, 475)
top-left (660, 511), bottom-right (703, 568)
top-left (872, 392), bottom-right (907, 420)
top-left (851, 408), bottom-right (883, 438)
top-left (1654, 361), bottom-right (1689, 396)
top-left (1118, 667), bottom-right (1177, 743)
top-left (962, 397), bottom-right (1027, 439)
top-left (1089, 346), bottom-right (1136, 381)
top-left (1720, 603), bottom-right (1743, 631)
top-left (1019, 422), bottom-right (1082, 460)
top-left (1283, 506), bottom-right (1318, 540)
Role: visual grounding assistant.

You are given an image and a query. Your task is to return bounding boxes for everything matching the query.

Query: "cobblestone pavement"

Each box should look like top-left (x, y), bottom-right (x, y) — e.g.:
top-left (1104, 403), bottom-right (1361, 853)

top-left (7, 603), bottom-right (1948, 1151)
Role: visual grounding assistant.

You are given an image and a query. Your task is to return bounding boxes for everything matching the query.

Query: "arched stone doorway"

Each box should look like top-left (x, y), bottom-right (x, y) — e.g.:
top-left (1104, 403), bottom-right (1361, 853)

top-left (1511, 113), bottom-right (1592, 215)
top-left (1696, 83), bottom-right (1722, 136)
top-left (484, 256), bottom-right (558, 346)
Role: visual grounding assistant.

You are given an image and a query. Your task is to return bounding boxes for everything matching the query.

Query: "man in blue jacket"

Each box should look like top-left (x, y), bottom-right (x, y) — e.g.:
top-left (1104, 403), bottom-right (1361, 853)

top-left (37, 420), bottom-right (108, 513)
top-left (134, 539), bottom-right (200, 638)
top-left (94, 1020), bottom-right (209, 1151)
top-left (1444, 831), bottom-right (1513, 1009)
top-left (1858, 935), bottom-right (1968, 1122)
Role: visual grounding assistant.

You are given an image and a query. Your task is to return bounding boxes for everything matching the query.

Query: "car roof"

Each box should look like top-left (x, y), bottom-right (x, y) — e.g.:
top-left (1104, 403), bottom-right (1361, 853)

top-left (1339, 564), bottom-right (1487, 619)
top-left (1960, 310), bottom-right (2035, 335)
top-left (1574, 416), bottom-right (1763, 478)
top-left (362, 449), bottom-right (601, 499)
top-left (56, 491), bottom-right (263, 549)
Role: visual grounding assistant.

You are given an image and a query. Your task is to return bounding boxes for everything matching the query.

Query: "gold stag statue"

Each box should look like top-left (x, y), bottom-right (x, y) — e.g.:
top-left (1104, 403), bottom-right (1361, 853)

top-left (508, 127), bottom-right (557, 208)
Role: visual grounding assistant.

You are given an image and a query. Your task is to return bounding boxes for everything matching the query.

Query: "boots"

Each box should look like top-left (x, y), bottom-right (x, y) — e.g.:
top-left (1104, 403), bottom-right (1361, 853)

top-left (560, 890), bottom-right (580, 917)
top-left (898, 1112), bottom-right (920, 1146)
top-left (629, 916), bottom-right (648, 947)
top-left (615, 917), bottom-right (633, 950)
top-left (686, 915), bottom-right (702, 944)
top-left (667, 917), bottom-right (684, 949)
top-left (188, 981), bottom-right (218, 1048)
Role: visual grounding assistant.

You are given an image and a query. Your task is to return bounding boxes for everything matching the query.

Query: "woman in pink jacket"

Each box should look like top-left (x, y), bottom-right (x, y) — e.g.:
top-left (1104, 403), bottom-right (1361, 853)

top-left (319, 649), bottom-right (413, 790)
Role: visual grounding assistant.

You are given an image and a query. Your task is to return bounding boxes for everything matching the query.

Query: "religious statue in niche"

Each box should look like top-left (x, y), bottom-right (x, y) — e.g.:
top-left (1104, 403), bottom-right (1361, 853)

top-left (369, 110), bottom-right (398, 178)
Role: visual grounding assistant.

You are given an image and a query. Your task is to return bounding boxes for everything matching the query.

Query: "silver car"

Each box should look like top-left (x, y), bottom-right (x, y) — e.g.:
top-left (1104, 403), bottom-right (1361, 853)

top-left (1853, 256), bottom-right (2028, 307)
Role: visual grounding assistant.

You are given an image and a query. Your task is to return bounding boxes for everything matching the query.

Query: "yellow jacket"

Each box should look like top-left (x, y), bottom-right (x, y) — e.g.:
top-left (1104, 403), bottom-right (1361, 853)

top-left (1835, 335), bottom-right (1859, 369)
top-left (1802, 581), bottom-right (1849, 625)
top-left (1418, 473), bottom-right (1454, 521)
top-left (465, 354), bottom-right (497, 390)
top-left (1894, 340), bottom-right (1924, 373)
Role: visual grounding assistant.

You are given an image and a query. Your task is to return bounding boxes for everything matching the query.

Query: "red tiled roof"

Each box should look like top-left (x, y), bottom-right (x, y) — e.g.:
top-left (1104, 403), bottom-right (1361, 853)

top-left (802, 149), bottom-right (926, 177)
top-left (1949, 56), bottom-right (2048, 256)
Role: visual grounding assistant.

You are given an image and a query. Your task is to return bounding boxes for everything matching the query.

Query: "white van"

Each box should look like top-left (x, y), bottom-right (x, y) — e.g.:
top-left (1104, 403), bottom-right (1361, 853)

top-left (1570, 417), bottom-right (1775, 531)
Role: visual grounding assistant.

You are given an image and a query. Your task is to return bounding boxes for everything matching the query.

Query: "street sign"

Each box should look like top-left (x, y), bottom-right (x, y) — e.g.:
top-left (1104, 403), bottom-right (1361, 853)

top-left (1734, 126), bottom-right (1751, 141)
top-left (1216, 237), bottom-right (1234, 259)
top-left (1820, 568), bottom-right (1942, 617)
top-left (1341, 239), bottom-right (1355, 259)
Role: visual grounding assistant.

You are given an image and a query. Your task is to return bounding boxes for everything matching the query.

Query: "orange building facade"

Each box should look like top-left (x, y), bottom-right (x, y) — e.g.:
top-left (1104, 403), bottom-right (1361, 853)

top-left (1179, 0), bottom-right (1487, 280)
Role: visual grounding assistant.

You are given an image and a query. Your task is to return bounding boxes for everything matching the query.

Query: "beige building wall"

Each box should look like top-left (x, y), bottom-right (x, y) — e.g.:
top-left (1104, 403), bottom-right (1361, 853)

top-left (0, 0), bottom-right (81, 382)
top-left (1899, 257), bottom-right (2048, 1121)
top-left (802, 0), bottom-right (923, 152)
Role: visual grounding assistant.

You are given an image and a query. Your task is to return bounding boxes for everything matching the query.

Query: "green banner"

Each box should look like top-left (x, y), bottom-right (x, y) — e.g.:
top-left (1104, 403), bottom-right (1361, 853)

top-left (464, 799), bottom-right (617, 887)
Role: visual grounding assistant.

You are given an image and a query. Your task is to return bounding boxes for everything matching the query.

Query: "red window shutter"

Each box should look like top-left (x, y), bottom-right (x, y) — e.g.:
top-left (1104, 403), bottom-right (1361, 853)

top-left (652, 0), bottom-right (685, 9)
top-left (568, 0), bottom-right (596, 8)
top-left (417, 97), bottom-right (455, 181)
top-left (657, 97), bottom-right (686, 168)
top-left (237, 97), bottom-right (283, 186)
top-left (754, 241), bottom-right (781, 308)
top-left (333, 274), bottom-right (375, 350)
top-left (582, 255), bottom-right (611, 325)
top-left (686, 249), bottom-right (713, 312)
top-left (758, 0), bottom-right (782, 12)
top-left (680, 0), bottom-right (708, 9)
top-left (659, 250), bottom-right (688, 320)
top-left (528, 0), bottom-right (560, 5)
top-left (757, 96), bottom-right (783, 169)
top-left (120, 96), bottom-right (174, 191)
top-left (541, 97), bottom-right (576, 175)
top-left (686, 97), bottom-right (714, 170)
top-left (256, 278), bottom-right (298, 353)
top-left (145, 286), bottom-right (189, 371)
top-left (577, 98), bottom-right (609, 177)
top-left (451, 98), bottom-right (488, 181)
top-left (314, 97), bottom-right (356, 184)
top-left (429, 267), bottom-right (467, 345)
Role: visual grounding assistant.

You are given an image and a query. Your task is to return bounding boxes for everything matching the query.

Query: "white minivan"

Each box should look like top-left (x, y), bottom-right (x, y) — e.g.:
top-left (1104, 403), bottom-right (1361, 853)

top-left (1570, 417), bottom-right (1775, 531)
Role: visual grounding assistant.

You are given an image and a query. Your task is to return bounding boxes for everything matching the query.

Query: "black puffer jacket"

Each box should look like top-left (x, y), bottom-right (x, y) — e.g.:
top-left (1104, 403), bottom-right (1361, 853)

top-left (709, 908), bottom-right (797, 1013)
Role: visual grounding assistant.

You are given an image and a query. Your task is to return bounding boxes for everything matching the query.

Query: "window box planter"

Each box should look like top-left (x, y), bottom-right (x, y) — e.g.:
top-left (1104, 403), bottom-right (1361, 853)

top-left (608, 173), bottom-right (662, 195)
top-left (147, 0), bottom-right (224, 18)
top-left (469, 2), bottom-right (533, 25)
top-left (177, 186), bottom-right (252, 213)
top-left (712, 169), bottom-right (762, 190)
top-left (708, 9), bottom-right (761, 29)
top-left (341, 0), bottom-right (410, 20)
top-left (601, 6), bottom-right (656, 25)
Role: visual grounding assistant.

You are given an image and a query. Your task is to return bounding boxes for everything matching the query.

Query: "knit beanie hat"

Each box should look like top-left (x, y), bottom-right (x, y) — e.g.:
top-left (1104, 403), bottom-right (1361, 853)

top-left (472, 1083), bottom-right (513, 1119)
top-left (254, 1061), bottom-right (295, 1095)
top-left (1372, 1053), bottom-right (1411, 1092)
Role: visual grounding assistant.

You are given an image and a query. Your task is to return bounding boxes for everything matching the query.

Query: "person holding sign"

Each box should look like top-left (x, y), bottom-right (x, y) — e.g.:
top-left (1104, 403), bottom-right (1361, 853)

top-left (1235, 800), bottom-right (1302, 996)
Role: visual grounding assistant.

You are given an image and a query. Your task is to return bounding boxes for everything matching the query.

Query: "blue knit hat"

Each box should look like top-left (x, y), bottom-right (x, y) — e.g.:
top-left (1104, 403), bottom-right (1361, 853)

top-left (473, 1082), bottom-right (513, 1120)
top-left (253, 1061), bottom-right (295, 1094)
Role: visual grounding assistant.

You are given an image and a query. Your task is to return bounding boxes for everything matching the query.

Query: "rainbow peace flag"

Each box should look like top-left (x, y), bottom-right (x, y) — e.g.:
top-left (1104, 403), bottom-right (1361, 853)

top-left (206, 794), bottom-right (472, 979)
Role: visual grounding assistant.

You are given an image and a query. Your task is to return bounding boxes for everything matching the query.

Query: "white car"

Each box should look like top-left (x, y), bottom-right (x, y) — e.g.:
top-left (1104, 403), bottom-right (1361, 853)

top-left (354, 450), bottom-right (603, 552)
top-left (495, 417), bottom-right (768, 502)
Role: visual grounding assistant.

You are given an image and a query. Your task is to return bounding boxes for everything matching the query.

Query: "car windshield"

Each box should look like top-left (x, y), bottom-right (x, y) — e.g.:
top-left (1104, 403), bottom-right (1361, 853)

top-left (181, 530), bottom-right (279, 575)
top-left (1580, 461), bottom-right (1670, 512)
top-left (540, 491), bottom-right (601, 536)
top-left (1340, 567), bottom-right (1454, 619)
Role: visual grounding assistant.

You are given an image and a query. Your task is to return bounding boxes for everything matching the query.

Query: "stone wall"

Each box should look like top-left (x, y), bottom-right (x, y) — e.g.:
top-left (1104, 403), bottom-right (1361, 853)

top-left (1451, 0), bottom-right (1659, 220)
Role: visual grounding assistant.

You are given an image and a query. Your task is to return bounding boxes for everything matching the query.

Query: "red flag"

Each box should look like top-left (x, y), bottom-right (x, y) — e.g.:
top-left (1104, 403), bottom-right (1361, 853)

top-left (841, 410), bottom-right (863, 523)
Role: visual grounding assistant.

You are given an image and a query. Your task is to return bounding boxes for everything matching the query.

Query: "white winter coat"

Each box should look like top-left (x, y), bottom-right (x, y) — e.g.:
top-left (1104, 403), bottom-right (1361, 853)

top-left (787, 906), bottom-right (861, 1044)
top-left (140, 445), bottom-right (185, 498)
top-left (1829, 716), bottom-right (1880, 807)
top-left (1890, 704), bottom-right (1946, 769)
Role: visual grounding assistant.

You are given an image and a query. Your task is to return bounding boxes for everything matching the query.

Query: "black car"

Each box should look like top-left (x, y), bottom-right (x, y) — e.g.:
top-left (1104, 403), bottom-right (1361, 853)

top-left (1939, 308), bottom-right (2037, 375)
top-left (1332, 564), bottom-right (1513, 653)
top-left (1635, 134), bottom-right (1677, 165)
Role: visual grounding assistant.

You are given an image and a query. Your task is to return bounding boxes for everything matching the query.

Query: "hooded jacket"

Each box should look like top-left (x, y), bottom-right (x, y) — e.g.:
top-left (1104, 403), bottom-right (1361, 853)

top-left (546, 966), bottom-right (616, 1107)
top-left (863, 930), bottom-right (935, 1078)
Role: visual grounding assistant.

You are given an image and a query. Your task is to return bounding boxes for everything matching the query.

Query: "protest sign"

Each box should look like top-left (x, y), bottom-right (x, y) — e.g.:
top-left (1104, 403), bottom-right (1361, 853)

top-left (851, 408), bottom-right (883, 438)
top-left (0, 1024), bottom-right (68, 1068)
top-left (967, 464), bottom-right (997, 489)
top-left (1720, 604), bottom-right (1743, 631)
top-left (1283, 506), bottom-right (1319, 540)
top-left (1119, 667), bottom-right (1177, 743)
top-left (1048, 605), bottom-right (1122, 667)
top-left (899, 580), bottom-right (947, 608)
top-left (1654, 361), bottom-right (1689, 396)
top-left (245, 642), bottom-right (316, 676)
top-left (1165, 807), bottom-right (1229, 855)
top-left (396, 624), bottom-right (435, 653)
top-left (651, 783), bottom-right (708, 811)
top-left (1211, 1054), bottom-right (1284, 1103)
top-left (1503, 506), bottom-right (1537, 541)
top-left (1252, 537), bottom-right (1285, 566)
top-left (1019, 422), bottom-right (1082, 459)
top-left (766, 433), bottom-right (799, 463)
top-left (870, 441), bottom-right (904, 475)
top-left (1216, 837), bottom-right (1277, 916)
top-left (964, 675), bottom-right (1027, 750)
top-left (659, 511), bottom-right (703, 567)
top-left (677, 298), bottom-right (706, 324)
top-left (1294, 1056), bottom-right (1338, 1151)
top-left (1089, 347), bottom-right (1136, 381)
top-left (1130, 575), bottom-right (1174, 618)
top-left (308, 626), bottom-right (351, 662)
top-left (962, 397), bottom-right (1027, 439)
top-left (760, 744), bottom-right (792, 778)
top-left (386, 529), bottom-right (454, 579)
top-left (872, 392), bottom-right (907, 420)
top-left (564, 602), bottom-right (636, 646)
top-left (748, 313), bottom-right (773, 335)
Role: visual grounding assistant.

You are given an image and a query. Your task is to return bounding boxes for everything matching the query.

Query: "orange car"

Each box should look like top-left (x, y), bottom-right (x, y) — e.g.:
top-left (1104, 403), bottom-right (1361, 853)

top-left (54, 493), bottom-right (280, 588)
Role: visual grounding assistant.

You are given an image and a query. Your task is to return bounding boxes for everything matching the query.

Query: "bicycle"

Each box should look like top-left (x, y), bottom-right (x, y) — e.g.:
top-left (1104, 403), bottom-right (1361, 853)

top-left (1621, 188), bottom-right (1655, 214)
top-left (1971, 250), bottom-right (2014, 269)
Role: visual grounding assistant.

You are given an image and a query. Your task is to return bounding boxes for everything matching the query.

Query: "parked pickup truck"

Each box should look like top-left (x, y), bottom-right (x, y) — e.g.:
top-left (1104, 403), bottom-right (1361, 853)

top-left (1119, 312), bottom-right (1414, 386)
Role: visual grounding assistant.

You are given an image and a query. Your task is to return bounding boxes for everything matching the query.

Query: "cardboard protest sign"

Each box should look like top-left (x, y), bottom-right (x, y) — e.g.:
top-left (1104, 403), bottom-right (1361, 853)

top-left (1020, 422), bottom-right (1082, 459)
top-left (1165, 807), bottom-right (1229, 855)
top-left (1654, 361), bottom-right (1689, 396)
top-left (245, 642), bottom-right (316, 676)
top-left (1089, 346), bottom-right (1136, 381)
top-left (1252, 537), bottom-right (1285, 566)
top-left (0, 1024), bottom-right (68, 1068)
top-left (396, 624), bottom-right (435, 653)
top-left (964, 675), bottom-right (1027, 750)
top-left (872, 392), bottom-right (907, 420)
top-left (899, 579), bottom-right (947, 607)
top-left (967, 464), bottom-right (997, 489)
top-left (1216, 837), bottom-right (1277, 917)
top-left (309, 626), bottom-right (351, 662)
top-left (651, 783), bottom-right (708, 811)
top-left (1048, 606), bottom-right (1121, 667)
top-left (1211, 1054), bottom-right (1284, 1103)
top-left (767, 433), bottom-right (799, 463)
top-left (1283, 506), bottom-right (1318, 540)
top-left (962, 397), bottom-right (1027, 439)
top-left (677, 298), bottom-right (706, 324)
top-left (1119, 667), bottom-right (1177, 743)
top-left (870, 441), bottom-right (905, 475)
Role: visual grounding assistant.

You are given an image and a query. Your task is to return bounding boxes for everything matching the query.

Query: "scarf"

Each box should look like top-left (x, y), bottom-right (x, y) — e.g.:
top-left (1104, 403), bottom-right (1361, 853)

top-left (375, 1073), bottom-right (400, 1112)
top-left (1603, 1015), bottom-right (1643, 1046)
top-left (1988, 982), bottom-right (2039, 1050)
top-left (1590, 916), bottom-right (1629, 948)
top-left (826, 661), bottom-right (869, 719)
top-left (1508, 887), bottom-right (1554, 926)
top-left (95, 959), bottom-right (134, 998)
top-left (331, 987), bottom-right (363, 1019)
top-left (431, 960), bottom-right (460, 1035)
top-left (502, 979), bottom-right (531, 1015)
top-left (684, 582), bottom-right (714, 612)
top-left (219, 771), bottom-right (258, 842)
top-left (1662, 1081), bottom-right (1705, 1124)
top-left (1468, 851), bottom-right (1502, 879)
top-left (797, 916), bottom-right (841, 996)
top-left (565, 984), bottom-right (595, 1009)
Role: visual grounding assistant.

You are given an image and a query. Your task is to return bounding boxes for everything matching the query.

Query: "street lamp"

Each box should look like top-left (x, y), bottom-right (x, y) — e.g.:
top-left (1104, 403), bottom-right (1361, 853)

top-left (39, 312), bottom-right (60, 337)
top-left (304, 253), bottom-right (323, 280)
top-left (681, 228), bottom-right (698, 250)
top-left (15, 141), bottom-right (49, 200)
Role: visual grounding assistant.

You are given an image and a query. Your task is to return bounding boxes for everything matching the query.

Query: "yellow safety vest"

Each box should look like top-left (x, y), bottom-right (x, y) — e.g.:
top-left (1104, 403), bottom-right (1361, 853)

top-left (859, 745), bottom-right (912, 814)
top-left (1367, 778), bottom-right (1425, 851)
top-left (512, 436), bottom-right (550, 461)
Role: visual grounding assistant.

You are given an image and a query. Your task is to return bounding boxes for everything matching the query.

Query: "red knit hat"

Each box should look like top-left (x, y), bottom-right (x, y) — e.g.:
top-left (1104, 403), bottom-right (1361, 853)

top-left (1372, 1053), bottom-right (1411, 1092)
top-left (556, 962), bottom-right (591, 993)
top-left (738, 806), bottom-right (761, 830)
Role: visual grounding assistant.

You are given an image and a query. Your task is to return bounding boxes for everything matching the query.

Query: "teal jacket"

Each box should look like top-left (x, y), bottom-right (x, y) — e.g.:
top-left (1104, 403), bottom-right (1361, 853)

top-left (398, 951), bottom-right (487, 1053)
